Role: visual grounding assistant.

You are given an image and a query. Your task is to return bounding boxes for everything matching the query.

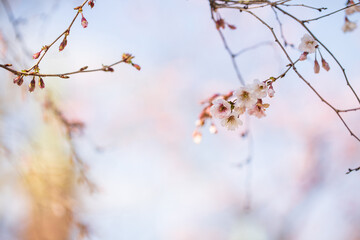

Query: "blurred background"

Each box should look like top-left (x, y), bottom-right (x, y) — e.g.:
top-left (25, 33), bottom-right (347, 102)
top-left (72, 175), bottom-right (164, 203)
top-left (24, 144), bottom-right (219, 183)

top-left (0, 0), bottom-right (360, 239)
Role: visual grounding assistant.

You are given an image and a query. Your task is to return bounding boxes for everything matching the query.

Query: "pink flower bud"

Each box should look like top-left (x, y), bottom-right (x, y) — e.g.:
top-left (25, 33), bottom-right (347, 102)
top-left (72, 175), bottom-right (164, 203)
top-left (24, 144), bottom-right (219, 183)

top-left (17, 76), bottom-right (24, 86)
top-left (314, 59), bottom-right (320, 74)
top-left (209, 124), bottom-right (218, 134)
top-left (88, 0), bottom-right (95, 8)
top-left (13, 75), bottom-right (22, 84)
top-left (321, 58), bottom-right (330, 71)
top-left (192, 130), bottom-right (202, 144)
top-left (227, 24), bottom-right (236, 30)
top-left (195, 119), bottom-right (205, 127)
top-left (32, 51), bottom-right (41, 59)
top-left (299, 52), bottom-right (308, 61)
top-left (29, 78), bottom-right (36, 92)
top-left (81, 14), bottom-right (88, 28)
top-left (132, 63), bottom-right (141, 71)
top-left (215, 18), bottom-right (225, 30)
top-left (59, 37), bottom-right (67, 51)
top-left (268, 85), bottom-right (275, 98)
top-left (39, 77), bottom-right (45, 89)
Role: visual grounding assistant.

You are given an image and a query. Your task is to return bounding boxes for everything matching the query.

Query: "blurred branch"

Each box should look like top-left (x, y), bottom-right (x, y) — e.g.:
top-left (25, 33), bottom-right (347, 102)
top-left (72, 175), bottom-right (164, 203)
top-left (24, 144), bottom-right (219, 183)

top-left (43, 96), bottom-right (97, 193)
top-left (346, 166), bottom-right (360, 174)
top-left (0, 0), bottom-right (32, 56)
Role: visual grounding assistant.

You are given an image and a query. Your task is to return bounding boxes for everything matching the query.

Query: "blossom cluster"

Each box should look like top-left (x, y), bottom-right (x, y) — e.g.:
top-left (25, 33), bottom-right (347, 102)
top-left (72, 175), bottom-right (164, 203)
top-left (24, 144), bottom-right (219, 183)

top-left (298, 34), bottom-right (330, 74)
top-left (193, 80), bottom-right (274, 143)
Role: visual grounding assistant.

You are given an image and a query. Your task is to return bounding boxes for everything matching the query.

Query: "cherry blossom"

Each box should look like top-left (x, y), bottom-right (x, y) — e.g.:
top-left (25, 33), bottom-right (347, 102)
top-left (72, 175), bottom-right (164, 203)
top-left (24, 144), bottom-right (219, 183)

top-left (248, 100), bottom-right (268, 119)
top-left (342, 18), bottom-right (357, 32)
top-left (220, 113), bottom-right (243, 131)
top-left (298, 34), bottom-right (318, 54)
top-left (345, 0), bottom-right (360, 15)
top-left (234, 86), bottom-right (257, 108)
top-left (251, 79), bottom-right (267, 99)
top-left (233, 105), bottom-right (246, 115)
top-left (267, 85), bottom-right (275, 98)
top-left (210, 98), bottom-right (231, 119)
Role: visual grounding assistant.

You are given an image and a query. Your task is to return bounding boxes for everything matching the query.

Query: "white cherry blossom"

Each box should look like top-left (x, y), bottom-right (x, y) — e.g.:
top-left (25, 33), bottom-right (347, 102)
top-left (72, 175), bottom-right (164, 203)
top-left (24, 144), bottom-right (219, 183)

top-left (298, 34), bottom-right (318, 53)
top-left (342, 19), bottom-right (357, 32)
top-left (345, 1), bottom-right (360, 15)
top-left (251, 79), bottom-right (267, 99)
top-left (210, 98), bottom-right (231, 119)
top-left (248, 103), bottom-right (266, 118)
top-left (220, 113), bottom-right (243, 131)
top-left (234, 86), bottom-right (257, 108)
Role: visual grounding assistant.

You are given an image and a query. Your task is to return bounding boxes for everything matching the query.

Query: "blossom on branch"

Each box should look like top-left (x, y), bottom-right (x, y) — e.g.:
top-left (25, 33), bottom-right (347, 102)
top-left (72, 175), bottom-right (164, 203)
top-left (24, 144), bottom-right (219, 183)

top-left (345, 0), bottom-right (360, 15)
top-left (234, 86), bottom-right (257, 108)
top-left (251, 79), bottom-right (267, 99)
top-left (210, 98), bottom-right (231, 119)
top-left (342, 17), bottom-right (357, 32)
top-left (298, 34), bottom-right (318, 54)
top-left (267, 84), bottom-right (275, 98)
top-left (248, 100), bottom-right (269, 119)
top-left (220, 113), bottom-right (243, 131)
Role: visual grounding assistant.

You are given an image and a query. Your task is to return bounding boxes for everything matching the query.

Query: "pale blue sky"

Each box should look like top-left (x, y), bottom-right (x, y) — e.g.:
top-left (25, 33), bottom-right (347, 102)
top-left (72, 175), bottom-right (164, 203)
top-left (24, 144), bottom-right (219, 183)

top-left (1, 1), bottom-right (360, 239)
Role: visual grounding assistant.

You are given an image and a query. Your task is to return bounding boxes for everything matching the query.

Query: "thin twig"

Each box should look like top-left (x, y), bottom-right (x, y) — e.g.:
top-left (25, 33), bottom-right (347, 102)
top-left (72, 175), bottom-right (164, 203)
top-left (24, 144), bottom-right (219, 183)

top-left (281, 3), bottom-right (327, 12)
top-left (275, 6), bottom-right (360, 105)
top-left (0, 56), bottom-right (132, 78)
top-left (303, 2), bottom-right (360, 23)
top-left (27, 0), bottom-right (89, 72)
top-left (234, 41), bottom-right (273, 57)
top-left (246, 10), bottom-right (360, 143)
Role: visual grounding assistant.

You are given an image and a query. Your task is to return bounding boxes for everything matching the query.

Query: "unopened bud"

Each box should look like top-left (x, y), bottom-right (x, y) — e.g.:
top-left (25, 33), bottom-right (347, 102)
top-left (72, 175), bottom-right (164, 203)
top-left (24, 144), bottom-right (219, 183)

top-left (132, 63), bottom-right (141, 71)
top-left (192, 130), bottom-right (202, 144)
top-left (227, 24), bottom-right (236, 30)
top-left (32, 51), bottom-right (41, 59)
top-left (29, 78), bottom-right (36, 92)
top-left (195, 119), bottom-right (205, 127)
top-left (314, 59), bottom-right (320, 74)
top-left (17, 76), bottom-right (24, 86)
top-left (81, 14), bottom-right (88, 28)
top-left (39, 77), bottom-right (45, 89)
top-left (268, 85), bottom-right (275, 98)
top-left (321, 58), bottom-right (330, 71)
top-left (299, 52), bottom-right (308, 61)
top-left (209, 124), bottom-right (218, 134)
top-left (59, 37), bottom-right (67, 51)
top-left (13, 75), bottom-right (22, 84)
top-left (88, 0), bottom-right (95, 8)
top-left (215, 18), bottom-right (225, 30)
top-left (103, 66), bottom-right (114, 72)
